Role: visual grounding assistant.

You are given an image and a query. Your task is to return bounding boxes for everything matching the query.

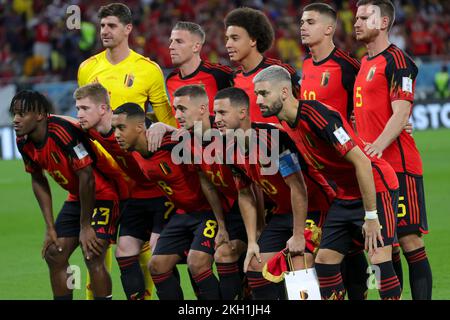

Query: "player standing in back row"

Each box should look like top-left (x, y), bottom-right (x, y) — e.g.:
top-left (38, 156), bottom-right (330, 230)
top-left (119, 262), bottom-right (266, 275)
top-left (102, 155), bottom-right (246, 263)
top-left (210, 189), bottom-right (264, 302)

top-left (224, 7), bottom-right (301, 124)
top-left (353, 0), bottom-right (432, 299)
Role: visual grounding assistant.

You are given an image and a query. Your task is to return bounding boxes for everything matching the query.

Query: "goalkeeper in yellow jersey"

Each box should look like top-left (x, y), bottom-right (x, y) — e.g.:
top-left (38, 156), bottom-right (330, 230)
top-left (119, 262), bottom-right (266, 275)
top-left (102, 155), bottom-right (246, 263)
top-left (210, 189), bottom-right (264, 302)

top-left (77, 3), bottom-right (177, 300)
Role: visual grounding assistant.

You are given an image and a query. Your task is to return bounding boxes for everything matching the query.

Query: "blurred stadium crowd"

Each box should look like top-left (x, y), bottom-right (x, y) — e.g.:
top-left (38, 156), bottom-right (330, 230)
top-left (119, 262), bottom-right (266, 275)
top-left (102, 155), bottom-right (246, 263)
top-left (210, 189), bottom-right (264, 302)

top-left (1, 0), bottom-right (449, 83)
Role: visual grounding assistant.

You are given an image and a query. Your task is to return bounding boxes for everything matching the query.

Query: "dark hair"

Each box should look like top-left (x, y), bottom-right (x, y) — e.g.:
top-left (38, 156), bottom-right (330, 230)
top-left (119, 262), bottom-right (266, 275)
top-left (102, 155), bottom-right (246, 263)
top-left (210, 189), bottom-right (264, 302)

top-left (214, 87), bottom-right (249, 109)
top-left (173, 21), bottom-right (206, 44)
top-left (224, 7), bottom-right (274, 54)
top-left (303, 2), bottom-right (337, 22)
top-left (356, 0), bottom-right (395, 30)
top-left (9, 90), bottom-right (53, 115)
top-left (113, 102), bottom-right (145, 119)
top-left (98, 3), bottom-right (132, 25)
top-left (174, 84), bottom-right (208, 100)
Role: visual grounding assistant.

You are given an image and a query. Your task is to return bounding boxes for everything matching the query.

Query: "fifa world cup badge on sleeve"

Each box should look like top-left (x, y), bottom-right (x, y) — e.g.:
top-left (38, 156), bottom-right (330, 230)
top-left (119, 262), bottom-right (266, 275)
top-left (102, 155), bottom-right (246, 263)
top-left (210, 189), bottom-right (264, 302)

top-left (333, 127), bottom-right (350, 145)
top-left (73, 143), bottom-right (89, 159)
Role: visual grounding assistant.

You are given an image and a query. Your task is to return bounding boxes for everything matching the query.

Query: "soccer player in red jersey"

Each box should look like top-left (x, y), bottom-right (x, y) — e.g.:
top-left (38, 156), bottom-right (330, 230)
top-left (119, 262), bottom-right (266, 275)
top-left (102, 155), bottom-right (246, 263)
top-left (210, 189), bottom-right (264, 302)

top-left (300, 3), bottom-right (369, 299)
top-left (11, 90), bottom-right (119, 300)
top-left (300, 3), bottom-right (360, 122)
top-left (224, 7), bottom-right (301, 123)
top-left (213, 87), bottom-right (333, 299)
top-left (253, 65), bottom-right (402, 300)
top-left (72, 83), bottom-right (175, 300)
top-left (111, 103), bottom-right (226, 300)
top-left (166, 22), bottom-right (234, 115)
top-left (354, 0), bottom-right (432, 299)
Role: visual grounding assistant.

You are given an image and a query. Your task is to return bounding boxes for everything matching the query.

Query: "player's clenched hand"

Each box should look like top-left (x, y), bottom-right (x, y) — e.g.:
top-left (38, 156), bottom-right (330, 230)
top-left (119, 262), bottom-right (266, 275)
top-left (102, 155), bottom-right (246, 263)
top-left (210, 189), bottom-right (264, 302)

top-left (243, 242), bottom-right (261, 273)
top-left (404, 122), bottom-right (413, 135)
top-left (42, 228), bottom-right (62, 258)
top-left (362, 218), bottom-right (384, 257)
top-left (286, 234), bottom-right (305, 257)
top-left (215, 227), bottom-right (233, 250)
top-left (146, 123), bottom-right (166, 153)
top-left (364, 143), bottom-right (383, 159)
top-left (79, 227), bottom-right (103, 260)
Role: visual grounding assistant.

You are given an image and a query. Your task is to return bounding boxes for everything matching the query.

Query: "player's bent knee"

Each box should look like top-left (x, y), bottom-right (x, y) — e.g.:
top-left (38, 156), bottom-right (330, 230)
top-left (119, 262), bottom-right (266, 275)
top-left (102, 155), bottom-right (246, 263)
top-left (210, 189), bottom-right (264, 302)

top-left (368, 246), bottom-right (392, 265)
top-left (115, 236), bottom-right (143, 258)
top-left (247, 256), bottom-right (264, 273)
top-left (399, 233), bottom-right (424, 252)
top-left (149, 256), bottom-right (171, 275)
top-left (214, 244), bottom-right (239, 262)
top-left (187, 251), bottom-right (213, 276)
top-left (44, 245), bottom-right (67, 268)
top-left (315, 249), bottom-right (344, 265)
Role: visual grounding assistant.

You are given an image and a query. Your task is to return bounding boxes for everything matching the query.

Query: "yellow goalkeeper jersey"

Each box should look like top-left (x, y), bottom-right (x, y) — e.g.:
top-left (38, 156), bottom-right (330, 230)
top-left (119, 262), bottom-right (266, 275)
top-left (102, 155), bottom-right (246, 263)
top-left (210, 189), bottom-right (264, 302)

top-left (78, 49), bottom-right (177, 127)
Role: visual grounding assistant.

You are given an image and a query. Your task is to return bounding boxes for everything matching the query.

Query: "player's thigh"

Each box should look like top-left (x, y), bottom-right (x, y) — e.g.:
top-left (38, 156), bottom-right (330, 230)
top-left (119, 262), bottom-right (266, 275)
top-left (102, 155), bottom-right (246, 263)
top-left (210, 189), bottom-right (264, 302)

top-left (367, 245), bottom-right (393, 265)
top-left (214, 239), bottom-right (246, 263)
top-left (153, 214), bottom-right (192, 257)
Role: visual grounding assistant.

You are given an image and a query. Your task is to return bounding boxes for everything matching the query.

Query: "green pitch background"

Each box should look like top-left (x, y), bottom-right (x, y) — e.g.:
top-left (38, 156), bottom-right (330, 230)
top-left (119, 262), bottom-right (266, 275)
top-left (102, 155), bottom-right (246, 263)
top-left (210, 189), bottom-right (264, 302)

top-left (0, 129), bottom-right (448, 300)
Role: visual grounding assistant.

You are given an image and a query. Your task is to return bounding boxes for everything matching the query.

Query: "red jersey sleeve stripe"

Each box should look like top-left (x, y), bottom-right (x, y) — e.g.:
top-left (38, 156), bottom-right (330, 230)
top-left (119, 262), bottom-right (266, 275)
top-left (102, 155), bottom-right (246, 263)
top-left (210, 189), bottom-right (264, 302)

top-left (387, 48), bottom-right (401, 69)
top-left (388, 47), bottom-right (406, 69)
top-left (301, 108), bottom-right (326, 130)
top-left (48, 125), bottom-right (71, 145)
top-left (334, 49), bottom-right (361, 69)
top-left (203, 61), bottom-right (233, 74)
top-left (49, 122), bottom-right (73, 143)
top-left (391, 47), bottom-right (407, 68)
top-left (303, 104), bottom-right (328, 128)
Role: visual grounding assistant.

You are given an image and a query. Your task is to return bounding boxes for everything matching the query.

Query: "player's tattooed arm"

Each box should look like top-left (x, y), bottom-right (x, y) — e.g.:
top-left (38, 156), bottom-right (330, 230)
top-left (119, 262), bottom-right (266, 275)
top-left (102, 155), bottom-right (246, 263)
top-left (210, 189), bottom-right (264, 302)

top-left (31, 170), bottom-right (62, 257)
top-left (198, 171), bottom-right (230, 249)
top-left (76, 165), bottom-right (101, 259)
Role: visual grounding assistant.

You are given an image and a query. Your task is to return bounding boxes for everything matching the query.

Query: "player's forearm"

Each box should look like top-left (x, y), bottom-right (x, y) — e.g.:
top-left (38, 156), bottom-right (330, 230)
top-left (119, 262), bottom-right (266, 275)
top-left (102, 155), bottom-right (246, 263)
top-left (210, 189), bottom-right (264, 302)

top-left (31, 172), bottom-right (55, 229)
top-left (199, 173), bottom-right (225, 227)
top-left (238, 189), bottom-right (258, 244)
top-left (290, 184), bottom-right (308, 236)
top-left (77, 167), bottom-right (96, 228)
top-left (354, 157), bottom-right (377, 212)
top-left (285, 174), bottom-right (307, 236)
top-left (252, 183), bottom-right (266, 232)
top-left (372, 104), bottom-right (410, 151)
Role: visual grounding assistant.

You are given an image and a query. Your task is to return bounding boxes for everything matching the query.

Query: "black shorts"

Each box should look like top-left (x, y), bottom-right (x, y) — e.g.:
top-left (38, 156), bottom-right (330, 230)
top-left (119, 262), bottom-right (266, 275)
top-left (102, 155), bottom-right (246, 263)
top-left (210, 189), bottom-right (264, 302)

top-left (55, 200), bottom-right (120, 243)
top-left (258, 213), bottom-right (314, 254)
top-left (396, 173), bottom-right (428, 236)
top-left (225, 201), bottom-right (247, 243)
top-left (118, 197), bottom-right (176, 241)
top-left (153, 211), bottom-right (217, 257)
top-left (319, 190), bottom-right (399, 255)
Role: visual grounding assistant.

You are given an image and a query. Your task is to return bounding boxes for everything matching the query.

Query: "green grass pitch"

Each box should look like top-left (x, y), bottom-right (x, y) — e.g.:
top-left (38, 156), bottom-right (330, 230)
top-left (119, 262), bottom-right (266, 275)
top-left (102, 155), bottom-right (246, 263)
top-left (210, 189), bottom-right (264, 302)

top-left (0, 129), bottom-right (448, 300)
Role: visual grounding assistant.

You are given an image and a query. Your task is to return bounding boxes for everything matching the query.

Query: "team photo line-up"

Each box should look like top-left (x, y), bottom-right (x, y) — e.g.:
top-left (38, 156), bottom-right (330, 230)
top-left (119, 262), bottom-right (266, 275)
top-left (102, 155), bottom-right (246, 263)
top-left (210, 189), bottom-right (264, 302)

top-left (10, 0), bottom-right (432, 300)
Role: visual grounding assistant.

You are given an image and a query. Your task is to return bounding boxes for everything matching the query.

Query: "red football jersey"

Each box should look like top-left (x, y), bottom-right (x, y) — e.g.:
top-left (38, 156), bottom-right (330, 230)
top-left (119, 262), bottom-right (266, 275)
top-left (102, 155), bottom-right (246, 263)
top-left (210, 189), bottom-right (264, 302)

top-left (87, 128), bottom-right (165, 199)
top-left (133, 133), bottom-right (211, 213)
top-left (281, 101), bottom-right (398, 200)
top-left (228, 123), bottom-right (330, 215)
top-left (301, 48), bottom-right (360, 121)
top-left (166, 60), bottom-right (234, 115)
top-left (234, 57), bottom-right (300, 123)
top-left (17, 116), bottom-right (117, 200)
top-left (354, 44), bottom-right (422, 175)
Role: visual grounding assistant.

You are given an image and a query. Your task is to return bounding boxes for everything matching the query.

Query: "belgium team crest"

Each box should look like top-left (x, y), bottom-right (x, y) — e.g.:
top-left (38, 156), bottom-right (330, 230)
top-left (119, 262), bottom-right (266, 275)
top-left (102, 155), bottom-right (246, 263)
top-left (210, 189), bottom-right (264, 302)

top-left (124, 74), bottom-right (135, 87)
top-left (321, 71), bottom-right (330, 87)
